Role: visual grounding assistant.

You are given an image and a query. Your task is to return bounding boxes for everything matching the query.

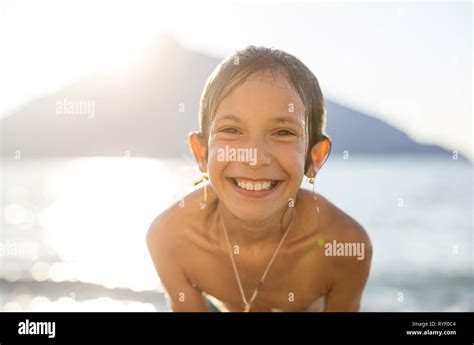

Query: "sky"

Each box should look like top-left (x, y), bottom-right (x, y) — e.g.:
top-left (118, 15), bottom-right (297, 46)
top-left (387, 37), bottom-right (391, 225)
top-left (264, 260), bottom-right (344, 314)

top-left (0, 0), bottom-right (472, 158)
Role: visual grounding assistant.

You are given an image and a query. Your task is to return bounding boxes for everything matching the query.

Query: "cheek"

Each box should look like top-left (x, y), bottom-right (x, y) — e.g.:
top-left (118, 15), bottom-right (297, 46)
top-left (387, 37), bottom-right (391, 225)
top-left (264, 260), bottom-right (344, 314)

top-left (206, 144), bottom-right (226, 185)
top-left (207, 135), bottom-right (306, 181)
top-left (296, 135), bottom-right (307, 162)
top-left (275, 139), bottom-right (307, 175)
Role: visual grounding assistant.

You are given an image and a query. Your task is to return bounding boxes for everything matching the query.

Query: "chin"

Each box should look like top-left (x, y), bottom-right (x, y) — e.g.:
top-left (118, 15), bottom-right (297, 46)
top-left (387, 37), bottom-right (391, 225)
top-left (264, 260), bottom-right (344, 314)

top-left (226, 203), bottom-right (281, 223)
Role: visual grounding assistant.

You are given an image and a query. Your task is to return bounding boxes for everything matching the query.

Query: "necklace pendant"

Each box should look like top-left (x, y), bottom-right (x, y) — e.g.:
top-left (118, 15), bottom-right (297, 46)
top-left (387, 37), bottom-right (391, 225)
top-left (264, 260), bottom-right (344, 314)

top-left (244, 304), bottom-right (250, 312)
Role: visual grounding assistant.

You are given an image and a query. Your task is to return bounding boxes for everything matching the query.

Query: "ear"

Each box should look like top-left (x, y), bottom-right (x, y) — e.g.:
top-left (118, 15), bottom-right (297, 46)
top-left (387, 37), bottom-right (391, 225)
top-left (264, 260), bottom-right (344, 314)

top-left (305, 138), bottom-right (331, 178)
top-left (188, 132), bottom-right (208, 173)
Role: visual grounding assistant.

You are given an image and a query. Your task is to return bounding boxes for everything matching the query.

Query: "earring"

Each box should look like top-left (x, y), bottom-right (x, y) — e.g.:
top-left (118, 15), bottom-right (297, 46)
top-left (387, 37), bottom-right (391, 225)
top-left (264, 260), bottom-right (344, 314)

top-left (308, 175), bottom-right (319, 214)
top-left (199, 173), bottom-right (209, 209)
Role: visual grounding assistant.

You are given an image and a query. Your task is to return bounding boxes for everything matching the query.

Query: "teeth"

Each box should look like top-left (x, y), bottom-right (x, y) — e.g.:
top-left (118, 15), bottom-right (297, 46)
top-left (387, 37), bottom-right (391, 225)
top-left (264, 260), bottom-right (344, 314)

top-left (235, 179), bottom-right (276, 191)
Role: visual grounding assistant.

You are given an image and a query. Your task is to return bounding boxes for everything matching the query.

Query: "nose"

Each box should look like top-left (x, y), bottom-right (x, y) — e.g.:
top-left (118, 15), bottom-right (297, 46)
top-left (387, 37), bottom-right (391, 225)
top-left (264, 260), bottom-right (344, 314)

top-left (245, 135), bottom-right (272, 168)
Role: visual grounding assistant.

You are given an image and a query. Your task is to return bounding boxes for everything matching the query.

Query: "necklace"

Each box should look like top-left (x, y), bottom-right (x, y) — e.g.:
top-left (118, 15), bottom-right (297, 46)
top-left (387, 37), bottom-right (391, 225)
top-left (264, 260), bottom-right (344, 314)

top-left (220, 208), bottom-right (296, 312)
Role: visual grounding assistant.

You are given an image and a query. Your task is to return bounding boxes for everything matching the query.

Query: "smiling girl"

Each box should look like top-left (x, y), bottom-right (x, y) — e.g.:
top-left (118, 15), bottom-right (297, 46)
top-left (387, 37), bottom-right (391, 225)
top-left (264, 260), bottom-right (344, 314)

top-left (147, 46), bottom-right (372, 312)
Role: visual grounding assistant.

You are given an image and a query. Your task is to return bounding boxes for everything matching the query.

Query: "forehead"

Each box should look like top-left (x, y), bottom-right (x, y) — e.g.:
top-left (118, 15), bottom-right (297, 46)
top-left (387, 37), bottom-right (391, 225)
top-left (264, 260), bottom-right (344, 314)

top-left (215, 70), bottom-right (305, 124)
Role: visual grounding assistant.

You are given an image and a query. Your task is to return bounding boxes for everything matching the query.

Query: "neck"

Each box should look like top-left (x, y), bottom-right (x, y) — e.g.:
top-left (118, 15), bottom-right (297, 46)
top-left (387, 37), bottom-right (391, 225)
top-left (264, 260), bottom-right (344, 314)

top-left (217, 199), bottom-right (297, 246)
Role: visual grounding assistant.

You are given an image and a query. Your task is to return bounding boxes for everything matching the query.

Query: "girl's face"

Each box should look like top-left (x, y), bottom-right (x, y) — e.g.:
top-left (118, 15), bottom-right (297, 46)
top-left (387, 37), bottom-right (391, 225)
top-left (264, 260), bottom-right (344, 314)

top-left (206, 70), bottom-right (307, 222)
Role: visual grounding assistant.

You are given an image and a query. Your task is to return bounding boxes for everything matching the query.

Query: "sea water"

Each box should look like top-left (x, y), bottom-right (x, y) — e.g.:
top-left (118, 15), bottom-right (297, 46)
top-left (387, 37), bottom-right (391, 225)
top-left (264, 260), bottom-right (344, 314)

top-left (1, 154), bottom-right (472, 311)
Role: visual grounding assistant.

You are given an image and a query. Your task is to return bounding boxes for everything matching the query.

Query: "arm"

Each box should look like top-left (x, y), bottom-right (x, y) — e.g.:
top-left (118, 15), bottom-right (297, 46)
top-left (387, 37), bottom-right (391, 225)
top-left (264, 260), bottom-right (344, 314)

top-left (324, 224), bottom-right (373, 312)
top-left (146, 216), bottom-right (209, 312)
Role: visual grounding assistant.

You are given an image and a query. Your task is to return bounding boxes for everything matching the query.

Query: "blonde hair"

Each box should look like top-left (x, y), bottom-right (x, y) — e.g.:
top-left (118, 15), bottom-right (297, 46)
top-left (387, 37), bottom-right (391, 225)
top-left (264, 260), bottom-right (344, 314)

top-left (198, 46), bottom-right (330, 172)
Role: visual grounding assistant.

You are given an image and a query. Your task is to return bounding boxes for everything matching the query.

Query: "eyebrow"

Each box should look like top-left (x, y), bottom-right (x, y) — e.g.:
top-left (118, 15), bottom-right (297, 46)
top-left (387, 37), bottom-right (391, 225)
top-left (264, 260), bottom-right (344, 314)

top-left (215, 114), bottom-right (303, 126)
top-left (216, 114), bottom-right (242, 123)
top-left (270, 115), bottom-right (303, 127)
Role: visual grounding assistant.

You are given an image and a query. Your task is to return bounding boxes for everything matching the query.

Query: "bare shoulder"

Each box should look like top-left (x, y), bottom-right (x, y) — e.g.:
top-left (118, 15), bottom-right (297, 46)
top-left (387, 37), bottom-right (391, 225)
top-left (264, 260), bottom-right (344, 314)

top-left (305, 190), bottom-right (371, 246)
top-left (328, 203), bottom-right (371, 250)
top-left (298, 189), bottom-right (372, 267)
top-left (146, 187), bottom-right (208, 254)
top-left (318, 193), bottom-right (372, 284)
top-left (145, 188), bottom-right (216, 311)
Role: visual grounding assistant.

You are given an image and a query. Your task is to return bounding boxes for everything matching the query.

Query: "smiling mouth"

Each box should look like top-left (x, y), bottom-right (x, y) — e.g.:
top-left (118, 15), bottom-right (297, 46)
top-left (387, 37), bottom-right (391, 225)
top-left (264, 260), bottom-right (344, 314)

top-left (229, 177), bottom-right (281, 191)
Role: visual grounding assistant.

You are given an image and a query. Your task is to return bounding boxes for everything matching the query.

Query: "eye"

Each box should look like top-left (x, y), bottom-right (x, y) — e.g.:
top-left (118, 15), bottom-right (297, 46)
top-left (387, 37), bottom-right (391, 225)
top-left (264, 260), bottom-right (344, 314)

top-left (221, 127), bottom-right (240, 134)
top-left (274, 129), bottom-right (296, 136)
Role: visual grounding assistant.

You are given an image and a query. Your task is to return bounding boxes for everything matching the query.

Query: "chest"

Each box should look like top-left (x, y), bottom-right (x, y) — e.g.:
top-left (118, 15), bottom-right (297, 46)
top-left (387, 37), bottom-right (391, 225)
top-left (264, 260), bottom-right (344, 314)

top-left (185, 239), bottom-right (331, 312)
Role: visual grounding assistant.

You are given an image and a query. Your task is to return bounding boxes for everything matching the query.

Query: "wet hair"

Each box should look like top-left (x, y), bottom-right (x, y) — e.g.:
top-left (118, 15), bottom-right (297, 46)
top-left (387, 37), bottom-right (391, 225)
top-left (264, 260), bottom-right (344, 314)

top-left (197, 46), bottom-right (330, 172)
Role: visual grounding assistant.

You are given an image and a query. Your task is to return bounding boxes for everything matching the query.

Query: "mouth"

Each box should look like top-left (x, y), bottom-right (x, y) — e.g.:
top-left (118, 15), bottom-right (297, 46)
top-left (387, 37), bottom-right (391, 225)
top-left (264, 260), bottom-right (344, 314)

top-left (227, 177), bottom-right (283, 198)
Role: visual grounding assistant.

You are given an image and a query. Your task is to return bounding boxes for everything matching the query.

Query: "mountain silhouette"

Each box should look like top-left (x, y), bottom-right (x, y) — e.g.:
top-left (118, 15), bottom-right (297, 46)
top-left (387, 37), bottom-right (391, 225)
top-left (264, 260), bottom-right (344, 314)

top-left (1, 34), bottom-right (451, 159)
